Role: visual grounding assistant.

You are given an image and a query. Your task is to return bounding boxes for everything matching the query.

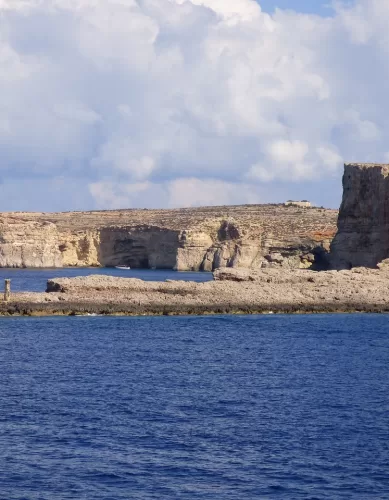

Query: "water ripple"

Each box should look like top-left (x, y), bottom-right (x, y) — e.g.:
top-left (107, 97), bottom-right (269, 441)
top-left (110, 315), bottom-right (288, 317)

top-left (0, 314), bottom-right (388, 498)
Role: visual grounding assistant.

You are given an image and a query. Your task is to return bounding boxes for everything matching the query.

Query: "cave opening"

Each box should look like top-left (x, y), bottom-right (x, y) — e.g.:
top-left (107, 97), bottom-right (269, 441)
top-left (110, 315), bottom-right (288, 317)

top-left (99, 229), bottom-right (180, 270)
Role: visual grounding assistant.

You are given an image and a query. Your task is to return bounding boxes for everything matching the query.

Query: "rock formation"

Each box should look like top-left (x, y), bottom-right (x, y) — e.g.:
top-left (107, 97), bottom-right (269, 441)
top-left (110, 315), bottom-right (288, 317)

top-left (0, 217), bottom-right (62, 267)
top-left (0, 204), bottom-right (338, 270)
top-left (3, 265), bottom-right (389, 316)
top-left (330, 163), bottom-right (389, 269)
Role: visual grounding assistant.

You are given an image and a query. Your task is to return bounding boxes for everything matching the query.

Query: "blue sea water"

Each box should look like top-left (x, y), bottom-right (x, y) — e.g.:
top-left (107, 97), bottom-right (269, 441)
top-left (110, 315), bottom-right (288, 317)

top-left (0, 314), bottom-right (388, 499)
top-left (0, 268), bottom-right (212, 293)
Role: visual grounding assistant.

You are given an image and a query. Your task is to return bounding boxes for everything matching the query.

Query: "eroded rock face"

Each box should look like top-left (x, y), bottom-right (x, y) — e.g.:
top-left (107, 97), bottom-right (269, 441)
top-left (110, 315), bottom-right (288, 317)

top-left (330, 163), bottom-right (389, 269)
top-left (0, 218), bottom-right (62, 268)
top-left (59, 231), bottom-right (100, 267)
top-left (0, 205), bottom-right (338, 270)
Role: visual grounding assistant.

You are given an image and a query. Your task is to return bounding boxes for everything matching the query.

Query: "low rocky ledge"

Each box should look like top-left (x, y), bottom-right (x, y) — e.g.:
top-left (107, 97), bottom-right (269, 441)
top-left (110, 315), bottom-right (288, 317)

top-left (1, 267), bottom-right (389, 316)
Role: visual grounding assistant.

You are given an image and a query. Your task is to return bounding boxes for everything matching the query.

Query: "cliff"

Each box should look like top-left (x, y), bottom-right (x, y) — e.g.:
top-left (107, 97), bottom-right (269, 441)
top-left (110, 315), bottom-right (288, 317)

top-left (0, 205), bottom-right (338, 270)
top-left (0, 217), bottom-right (62, 268)
top-left (330, 163), bottom-right (389, 269)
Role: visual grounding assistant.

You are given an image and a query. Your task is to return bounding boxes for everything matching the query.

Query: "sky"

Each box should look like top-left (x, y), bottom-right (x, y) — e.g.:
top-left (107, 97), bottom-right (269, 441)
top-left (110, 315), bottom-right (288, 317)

top-left (0, 0), bottom-right (387, 211)
top-left (259, 0), bottom-right (333, 16)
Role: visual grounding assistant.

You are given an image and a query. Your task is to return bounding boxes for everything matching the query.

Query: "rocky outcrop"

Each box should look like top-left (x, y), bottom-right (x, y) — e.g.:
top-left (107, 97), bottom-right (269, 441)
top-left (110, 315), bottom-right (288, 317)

top-left (11, 265), bottom-right (389, 316)
top-left (43, 265), bottom-right (389, 309)
top-left (330, 163), bottom-right (389, 269)
top-left (0, 204), bottom-right (338, 270)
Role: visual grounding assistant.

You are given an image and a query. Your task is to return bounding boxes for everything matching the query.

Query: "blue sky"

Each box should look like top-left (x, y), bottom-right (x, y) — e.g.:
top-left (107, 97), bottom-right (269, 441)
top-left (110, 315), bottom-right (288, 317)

top-left (0, 0), bottom-right (387, 212)
top-left (259, 0), bottom-right (333, 16)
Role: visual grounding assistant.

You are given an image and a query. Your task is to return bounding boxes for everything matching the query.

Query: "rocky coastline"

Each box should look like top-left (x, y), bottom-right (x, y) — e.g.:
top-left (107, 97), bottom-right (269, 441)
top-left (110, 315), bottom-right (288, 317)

top-left (2, 162), bottom-right (389, 316)
top-left (2, 265), bottom-right (389, 316)
top-left (0, 204), bottom-right (337, 271)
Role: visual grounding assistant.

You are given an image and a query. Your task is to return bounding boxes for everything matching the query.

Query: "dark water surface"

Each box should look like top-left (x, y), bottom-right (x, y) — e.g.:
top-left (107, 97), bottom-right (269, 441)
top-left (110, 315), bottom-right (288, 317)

top-left (0, 314), bottom-right (389, 499)
top-left (0, 268), bottom-right (212, 293)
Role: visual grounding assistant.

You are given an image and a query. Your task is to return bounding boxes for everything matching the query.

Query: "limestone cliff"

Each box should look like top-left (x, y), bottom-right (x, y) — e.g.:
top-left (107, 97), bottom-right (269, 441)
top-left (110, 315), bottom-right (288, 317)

top-left (0, 204), bottom-right (338, 270)
top-left (0, 217), bottom-right (62, 267)
top-left (58, 231), bottom-right (100, 267)
top-left (330, 163), bottom-right (389, 269)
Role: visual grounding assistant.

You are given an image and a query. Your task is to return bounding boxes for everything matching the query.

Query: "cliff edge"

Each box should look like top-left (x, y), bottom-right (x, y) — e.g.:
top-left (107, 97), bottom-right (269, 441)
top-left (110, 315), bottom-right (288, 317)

top-left (0, 204), bottom-right (338, 270)
top-left (331, 163), bottom-right (389, 269)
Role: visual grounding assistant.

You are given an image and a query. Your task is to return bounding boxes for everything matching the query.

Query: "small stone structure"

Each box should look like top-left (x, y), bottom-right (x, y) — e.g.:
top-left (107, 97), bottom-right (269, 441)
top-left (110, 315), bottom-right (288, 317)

top-left (285, 200), bottom-right (312, 208)
top-left (4, 279), bottom-right (10, 302)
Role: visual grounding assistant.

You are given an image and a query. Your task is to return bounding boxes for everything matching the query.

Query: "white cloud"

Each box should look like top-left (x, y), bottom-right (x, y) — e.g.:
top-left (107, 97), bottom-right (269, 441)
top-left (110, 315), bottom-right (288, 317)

top-left (174, 0), bottom-right (262, 23)
top-left (53, 102), bottom-right (102, 124)
top-left (89, 178), bottom-right (259, 209)
top-left (92, 140), bottom-right (156, 180)
top-left (343, 110), bottom-right (381, 142)
top-left (317, 146), bottom-right (343, 170)
top-left (246, 164), bottom-right (275, 183)
top-left (167, 178), bottom-right (259, 207)
top-left (0, 0), bottom-right (389, 210)
top-left (89, 181), bottom-right (154, 209)
top-left (334, 0), bottom-right (389, 47)
top-left (267, 140), bottom-right (309, 164)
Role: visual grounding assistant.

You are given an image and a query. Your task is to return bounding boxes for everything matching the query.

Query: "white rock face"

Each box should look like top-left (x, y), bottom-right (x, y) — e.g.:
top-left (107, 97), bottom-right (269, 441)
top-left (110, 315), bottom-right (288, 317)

top-left (0, 205), bottom-right (338, 270)
top-left (59, 231), bottom-right (100, 267)
top-left (176, 231), bottom-right (214, 271)
top-left (0, 218), bottom-right (62, 268)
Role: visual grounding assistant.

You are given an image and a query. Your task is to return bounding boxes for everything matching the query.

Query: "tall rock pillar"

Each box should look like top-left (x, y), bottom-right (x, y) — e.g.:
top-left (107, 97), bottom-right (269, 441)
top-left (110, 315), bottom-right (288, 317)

top-left (330, 163), bottom-right (389, 269)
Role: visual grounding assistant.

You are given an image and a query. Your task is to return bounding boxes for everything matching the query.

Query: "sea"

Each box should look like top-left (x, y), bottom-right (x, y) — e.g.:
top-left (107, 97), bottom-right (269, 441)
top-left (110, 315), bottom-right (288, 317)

top-left (0, 267), bottom-right (212, 293)
top-left (0, 269), bottom-right (388, 498)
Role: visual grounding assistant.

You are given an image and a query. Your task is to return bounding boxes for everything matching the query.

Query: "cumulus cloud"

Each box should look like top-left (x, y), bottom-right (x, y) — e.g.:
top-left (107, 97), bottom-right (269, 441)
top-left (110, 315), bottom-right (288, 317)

top-left (0, 0), bottom-right (388, 210)
top-left (89, 178), bottom-right (258, 209)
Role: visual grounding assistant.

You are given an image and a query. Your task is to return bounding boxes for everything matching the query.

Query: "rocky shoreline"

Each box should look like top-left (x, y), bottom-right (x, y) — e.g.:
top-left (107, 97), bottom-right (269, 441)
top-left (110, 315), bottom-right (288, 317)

top-left (1, 163), bottom-right (389, 316)
top-left (2, 266), bottom-right (389, 316)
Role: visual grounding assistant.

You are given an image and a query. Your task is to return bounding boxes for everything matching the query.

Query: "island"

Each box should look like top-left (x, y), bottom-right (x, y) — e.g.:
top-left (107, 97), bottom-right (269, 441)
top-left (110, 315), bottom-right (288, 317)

top-left (2, 162), bottom-right (389, 316)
